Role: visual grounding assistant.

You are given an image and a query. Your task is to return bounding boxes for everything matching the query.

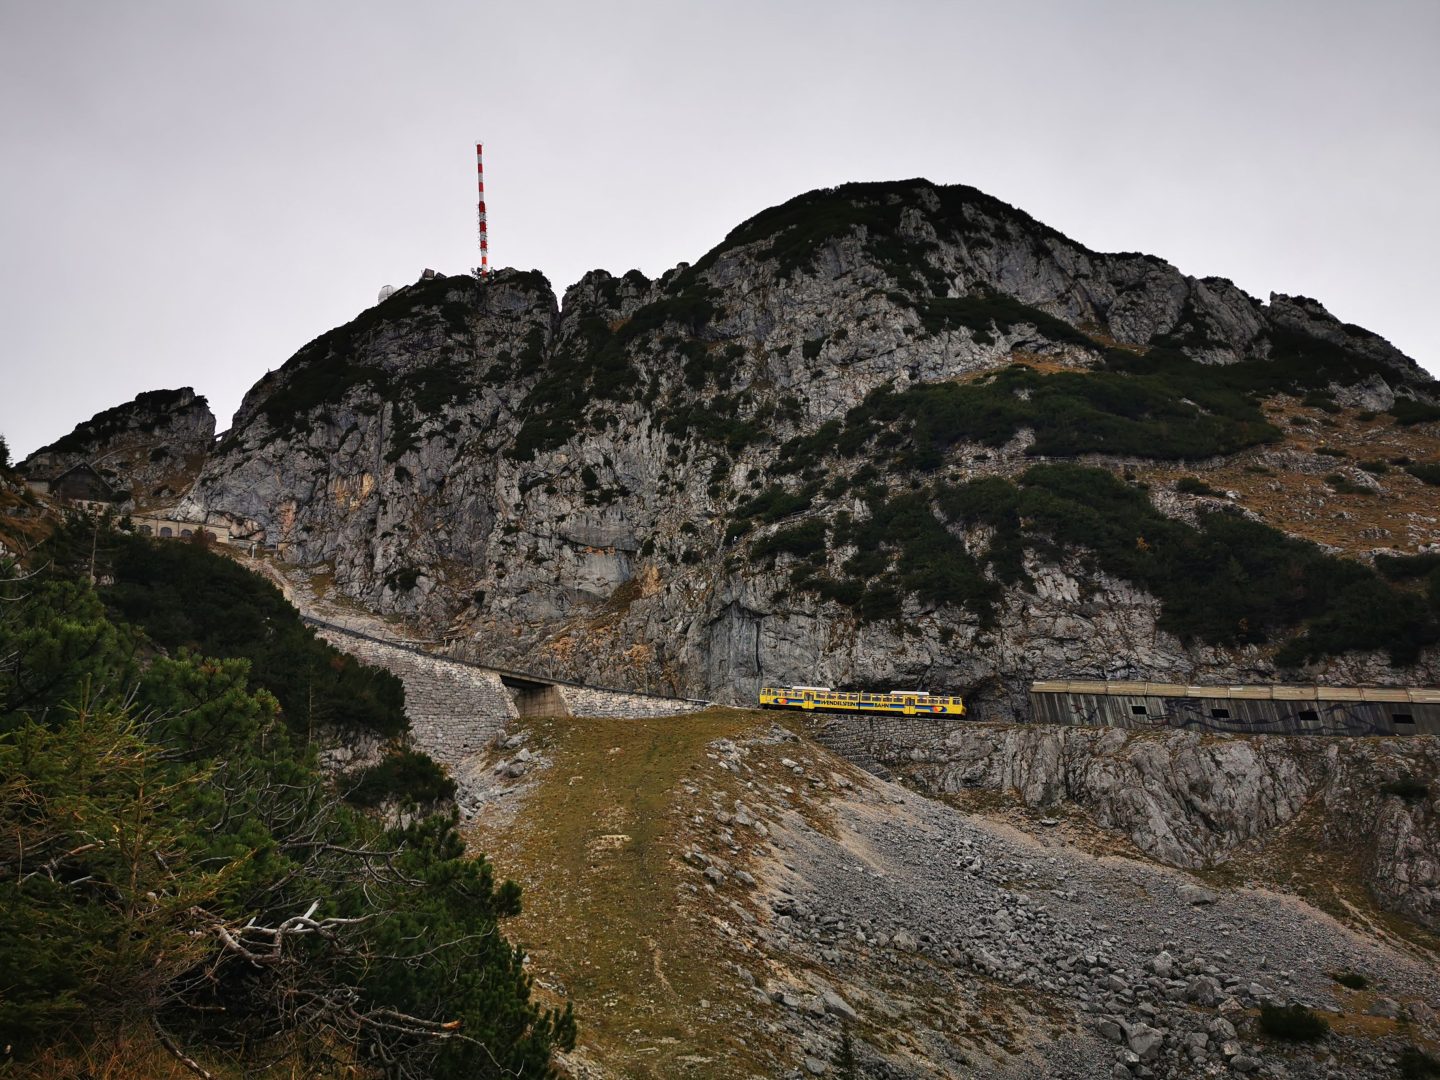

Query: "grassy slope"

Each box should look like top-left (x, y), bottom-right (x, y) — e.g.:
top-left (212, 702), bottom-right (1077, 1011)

top-left (463, 709), bottom-right (1094, 1079)
top-left (16, 1029), bottom-right (234, 1080)
top-left (917, 359), bottom-right (1440, 562)
top-left (466, 710), bottom-right (775, 1080)
top-left (1135, 394), bottom-right (1440, 558)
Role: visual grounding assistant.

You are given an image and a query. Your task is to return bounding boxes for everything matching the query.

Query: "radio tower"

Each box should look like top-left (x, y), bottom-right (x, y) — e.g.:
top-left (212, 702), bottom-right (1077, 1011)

top-left (475, 142), bottom-right (489, 278)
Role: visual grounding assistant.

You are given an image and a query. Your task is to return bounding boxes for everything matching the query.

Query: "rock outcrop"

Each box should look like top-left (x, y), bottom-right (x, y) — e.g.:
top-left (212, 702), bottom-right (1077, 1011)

top-left (21, 387), bottom-right (215, 505)
top-left (814, 714), bottom-right (1440, 927)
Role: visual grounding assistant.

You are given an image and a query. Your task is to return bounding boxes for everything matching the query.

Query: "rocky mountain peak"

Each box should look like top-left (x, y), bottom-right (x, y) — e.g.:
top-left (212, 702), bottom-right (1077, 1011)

top-left (20, 387), bottom-right (215, 506)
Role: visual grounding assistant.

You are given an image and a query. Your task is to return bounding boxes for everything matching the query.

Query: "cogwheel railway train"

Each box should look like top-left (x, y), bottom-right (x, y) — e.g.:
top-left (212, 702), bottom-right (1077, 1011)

top-left (758, 686), bottom-right (966, 717)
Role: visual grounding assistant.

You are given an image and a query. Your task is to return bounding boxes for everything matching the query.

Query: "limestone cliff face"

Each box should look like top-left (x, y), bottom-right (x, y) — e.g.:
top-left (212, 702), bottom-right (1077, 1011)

top-left (22, 387), bottom-right (215, 505)
top-left (177, 179), bottom-right (1440, 708)
top-left (179, 271), bottom-right (556, 600)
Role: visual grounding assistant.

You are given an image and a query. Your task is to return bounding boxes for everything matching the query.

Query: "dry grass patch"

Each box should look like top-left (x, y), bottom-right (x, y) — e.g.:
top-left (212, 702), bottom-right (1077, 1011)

top-left (465, 709), bottom-right (781, 1080)
top-left (13, 1024), bottom-right (244, 1080)
top-left (1133, 395), bottom-right (1440, 557)
top-left (0, 488), bottom-right (54, 555)
top-left (1005, 351), bottom-right (1093, 375)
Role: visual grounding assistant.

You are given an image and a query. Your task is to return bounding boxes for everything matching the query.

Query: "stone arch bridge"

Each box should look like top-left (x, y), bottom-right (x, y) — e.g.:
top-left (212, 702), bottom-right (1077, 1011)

top-left (305, 617), bottom-right (710, 767)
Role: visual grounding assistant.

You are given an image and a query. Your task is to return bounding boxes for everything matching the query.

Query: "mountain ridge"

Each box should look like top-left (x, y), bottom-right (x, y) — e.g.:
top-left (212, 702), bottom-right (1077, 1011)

top-left (25, 177), bottom-right (1440, 714)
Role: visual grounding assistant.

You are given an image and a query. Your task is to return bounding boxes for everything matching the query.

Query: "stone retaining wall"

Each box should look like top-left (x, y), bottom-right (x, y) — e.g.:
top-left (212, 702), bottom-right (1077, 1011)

top-left (560, 685), bottom-right (709, 719)
top-left (315, 628), bottom-right (518, 766)
top-left (808, 714), bottom-right (965, 778)
top-left (315, 624), bottom-right (710, 769)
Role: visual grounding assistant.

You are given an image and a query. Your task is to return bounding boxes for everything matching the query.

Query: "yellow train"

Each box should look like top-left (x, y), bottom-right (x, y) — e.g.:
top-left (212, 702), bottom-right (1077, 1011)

top-left (758, 685), bottom-right (966, 717)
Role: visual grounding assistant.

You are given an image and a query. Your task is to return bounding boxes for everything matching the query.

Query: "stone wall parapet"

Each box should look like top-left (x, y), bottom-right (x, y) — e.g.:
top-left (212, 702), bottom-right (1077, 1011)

top-left (311, 619), bottom-right (710, 770)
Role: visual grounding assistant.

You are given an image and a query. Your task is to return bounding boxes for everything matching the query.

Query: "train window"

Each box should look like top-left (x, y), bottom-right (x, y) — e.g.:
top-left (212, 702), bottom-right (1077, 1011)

top-left (1210, 708), bottom-right (1231, 720)
top-left (1297, 709), bottom-right (1318, 723)
top-left (1130, 705), bottom-right (1148, 715)
top-left (1393, 713), bottom-right (1416, 726)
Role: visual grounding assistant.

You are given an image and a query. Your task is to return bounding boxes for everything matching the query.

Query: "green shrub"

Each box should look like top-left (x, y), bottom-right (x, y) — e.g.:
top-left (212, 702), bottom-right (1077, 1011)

top-left (1175, 476), bottom-right (1219, 496)
top-left (1149, 296), bottom-right (1228, 352)
top-left (936, 464), bottom-right (1438, 664)
top-left (385, 565), bottom-right (422, 591)
top-left (1303, 390), bottom-right (1342, 414)
top-left (662, 400), bottom-right (760, 453)
top-left (1390, 398), bottom-right (1440, 425)
top-left (95, 529), bottom-right (408, 738)
top-left (1325, 473), bottom-right (1373, 495)
top-left (914, 289), bottom-right (1094, 348)
top-left (1375, 552), bottom-right (1440, 582)
top-left (724, 521), bottom-right (751, 543)
top-left (803, 336), bottom-right (826, 360)
top-left (752, 519), bottom-right (828, 560)
top-left (1330, 970), bottom-right (1369, 990)
top-left (509, 285), bottom-right (720, 460)
top-left (1381, 777), bottom-right (1430, 803)
top-left (35, 389), bottom-right (204, 456)
top-left (792, 490), bottom-right (1001, 624)
top-left (776, 363), bottom-right (1280, 471)
top-left (253, 278), bottom-right (481, 441)
top-left (5, 527), bottom-right (575, 1074)
top-left (857, 581), bottom-right (903, 621)
top-left (735, 484), bottom-right (815, 523)
top-left (1359, 460), bottom-right (1390, 475)
top-left (1315, 446), bottom-right (1348, 457)
top-left (1257, 1003), bottom-right (1328, 1042)
top-left (807, 575), bottom-right (864, 607)
top-left (676, 178), bottom-right (1081, 288)
top-left (343, 749), bottom-right (457, 808)
top-left (1405, 463), bottom-right (1440, 486)
top-left (1112, 332), bottom-right (1409, 417)
top-left (678, 180), bottom-right (920, 282)
top-left (1400, 1046), bottom-right (1440, 1079)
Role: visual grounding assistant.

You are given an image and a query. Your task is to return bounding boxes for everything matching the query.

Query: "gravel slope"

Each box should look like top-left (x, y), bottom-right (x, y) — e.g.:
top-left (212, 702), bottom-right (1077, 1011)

top-left (686, 727), bottom-right (1440, 1079)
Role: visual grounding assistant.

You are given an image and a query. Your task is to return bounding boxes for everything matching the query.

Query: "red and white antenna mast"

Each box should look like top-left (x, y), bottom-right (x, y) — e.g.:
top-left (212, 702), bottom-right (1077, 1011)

top-left (476, 142), bottom-right (489, 278)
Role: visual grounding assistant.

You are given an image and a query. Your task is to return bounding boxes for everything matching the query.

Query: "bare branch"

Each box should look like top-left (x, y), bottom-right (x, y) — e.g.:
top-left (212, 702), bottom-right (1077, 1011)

top-left (16, 840), bottom-right (106, 883)
top-left (151, 1016), bottom-right (216, 1080)
top-left (212, 902), bottom-right (371, 966)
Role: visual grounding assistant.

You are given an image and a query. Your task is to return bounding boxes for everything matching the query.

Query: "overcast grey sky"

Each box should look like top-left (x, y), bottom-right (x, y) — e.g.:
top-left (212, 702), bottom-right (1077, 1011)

top-left (2, 0), bottom-right (1437, 458)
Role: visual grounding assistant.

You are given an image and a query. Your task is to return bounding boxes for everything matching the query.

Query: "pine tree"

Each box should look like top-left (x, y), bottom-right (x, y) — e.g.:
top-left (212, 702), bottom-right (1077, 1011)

top-left (0, 536), bottom-right (577, 1075)
top-left (0, 701), bottom-right (222, 1044)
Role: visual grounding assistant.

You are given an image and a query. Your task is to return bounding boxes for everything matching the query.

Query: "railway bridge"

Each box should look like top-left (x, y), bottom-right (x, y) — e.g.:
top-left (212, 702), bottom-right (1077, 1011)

top-left (304, 617), bottom-right (709, 767)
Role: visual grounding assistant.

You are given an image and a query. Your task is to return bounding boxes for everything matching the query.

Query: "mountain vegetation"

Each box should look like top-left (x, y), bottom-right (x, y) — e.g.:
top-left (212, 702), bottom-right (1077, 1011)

top-left (0, 521), bottom-right (573, 1077)
top-left (758, 463), bottom-right (1439, 665)
top-left (35, 389), bottom-right (208, 458)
